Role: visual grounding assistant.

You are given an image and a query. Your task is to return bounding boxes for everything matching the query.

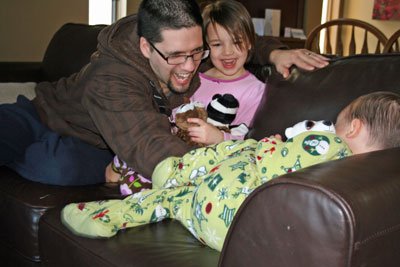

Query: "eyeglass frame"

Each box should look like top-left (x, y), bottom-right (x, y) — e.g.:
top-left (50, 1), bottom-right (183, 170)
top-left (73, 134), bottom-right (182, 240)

top-left (148, 41), bottom-right (210, 65)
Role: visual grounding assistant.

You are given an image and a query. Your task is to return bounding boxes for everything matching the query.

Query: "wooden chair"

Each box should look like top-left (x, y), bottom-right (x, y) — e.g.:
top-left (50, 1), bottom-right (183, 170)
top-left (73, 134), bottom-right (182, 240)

top-left (305, 18), bottom-right (388, 56)
top-left (383, 29), bottom-right (400, 53)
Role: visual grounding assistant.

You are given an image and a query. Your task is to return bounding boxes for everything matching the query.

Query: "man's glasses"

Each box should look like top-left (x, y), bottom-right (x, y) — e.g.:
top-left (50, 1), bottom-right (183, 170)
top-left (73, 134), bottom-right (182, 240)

top-left (149, 41), bottom-right (209, 65)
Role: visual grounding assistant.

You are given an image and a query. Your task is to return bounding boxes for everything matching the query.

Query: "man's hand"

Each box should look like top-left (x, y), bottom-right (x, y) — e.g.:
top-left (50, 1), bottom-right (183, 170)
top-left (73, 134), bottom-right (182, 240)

top-left (269, 49), bottom-right (329, 78)
top-left (105, 162), bottom-right (120, 183)
top-left (187, 118), bottom-right (224, 145)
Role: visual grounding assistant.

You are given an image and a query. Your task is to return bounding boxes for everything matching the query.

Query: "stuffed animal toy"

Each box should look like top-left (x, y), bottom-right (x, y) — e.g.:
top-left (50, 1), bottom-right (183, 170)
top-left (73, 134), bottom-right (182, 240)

top-left (284, 120), bottom-right (336, 156)
top-left (206, 93), bottom-right (239, 131)
top-left (174, 93), bottom-right (248, 146)
top-left (175, 101), bottom-right (208, 146)
top-left (284, 120), bottom-right (335, 139)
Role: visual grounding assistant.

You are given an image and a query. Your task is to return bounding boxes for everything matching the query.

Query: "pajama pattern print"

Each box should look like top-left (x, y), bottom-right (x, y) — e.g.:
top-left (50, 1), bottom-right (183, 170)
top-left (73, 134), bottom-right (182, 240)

top-left (62, 132), bottom-right (351, 251)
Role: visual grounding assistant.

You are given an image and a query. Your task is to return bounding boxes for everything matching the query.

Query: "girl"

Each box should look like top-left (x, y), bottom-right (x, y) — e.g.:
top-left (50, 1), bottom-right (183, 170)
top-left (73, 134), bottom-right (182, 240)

top-left (187, 0), bottom-right (265, 144)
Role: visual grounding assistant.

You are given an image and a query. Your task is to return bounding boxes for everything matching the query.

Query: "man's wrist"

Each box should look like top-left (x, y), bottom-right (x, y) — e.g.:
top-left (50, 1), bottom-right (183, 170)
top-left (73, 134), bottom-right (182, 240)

top-left (269, 49), bottom-right (280, 65)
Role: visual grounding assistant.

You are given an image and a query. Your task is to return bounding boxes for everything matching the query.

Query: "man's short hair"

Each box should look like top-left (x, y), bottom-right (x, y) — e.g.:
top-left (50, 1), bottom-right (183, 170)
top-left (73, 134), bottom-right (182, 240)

top-left (138, 0), bottom-right (203, 43)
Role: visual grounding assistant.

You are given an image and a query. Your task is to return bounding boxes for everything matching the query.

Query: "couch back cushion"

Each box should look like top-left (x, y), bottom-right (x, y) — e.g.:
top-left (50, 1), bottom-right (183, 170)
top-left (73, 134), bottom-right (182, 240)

top-left (248, 54), bottom-right (400, 140)
top-left (42, 23), bottom-right (106, 81)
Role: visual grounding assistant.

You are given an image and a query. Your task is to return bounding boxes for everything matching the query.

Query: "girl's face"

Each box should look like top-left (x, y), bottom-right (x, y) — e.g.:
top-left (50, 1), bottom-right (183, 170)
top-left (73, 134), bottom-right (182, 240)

top-left (206, 23), bottom-right (250, 80)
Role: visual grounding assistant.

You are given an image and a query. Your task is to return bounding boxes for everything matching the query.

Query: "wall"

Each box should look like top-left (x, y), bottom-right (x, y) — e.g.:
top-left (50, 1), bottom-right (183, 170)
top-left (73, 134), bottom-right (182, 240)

top-left (343, 0), bottom-right (400, 38)
top-left (1, 0), bottom-right (399, 62)
top-left (127, 0), bottom-right (141, 15)
top-left (0, 0), bottom-right (88, 62)
top-left (304, 0), bottom-right (323, 35)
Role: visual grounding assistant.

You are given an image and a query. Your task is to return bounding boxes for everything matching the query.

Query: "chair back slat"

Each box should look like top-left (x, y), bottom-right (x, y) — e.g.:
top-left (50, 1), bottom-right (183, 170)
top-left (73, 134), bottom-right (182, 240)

top-left (375, 41), bottom-right (381, 54)
top-left (349, 26), bottom-right (356, 55)
top-left (361, 29), bottom-right (369, 54)
top-left (305, 18), bottom-right (388, 56)
top-left (336, 26), bottom-right (343, 56)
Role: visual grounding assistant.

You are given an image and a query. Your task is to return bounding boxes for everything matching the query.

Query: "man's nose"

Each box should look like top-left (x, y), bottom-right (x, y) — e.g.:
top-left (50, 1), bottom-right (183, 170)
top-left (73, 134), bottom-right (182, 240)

top-left (180, 56), bottom-right (197, 71)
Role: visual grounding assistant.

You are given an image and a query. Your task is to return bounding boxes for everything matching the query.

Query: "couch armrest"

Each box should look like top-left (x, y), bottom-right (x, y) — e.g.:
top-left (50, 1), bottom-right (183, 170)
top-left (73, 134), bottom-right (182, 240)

top-left (220, 147), bottom-right (400, 267)
top-left (0, 62), bottom-right (43, 82)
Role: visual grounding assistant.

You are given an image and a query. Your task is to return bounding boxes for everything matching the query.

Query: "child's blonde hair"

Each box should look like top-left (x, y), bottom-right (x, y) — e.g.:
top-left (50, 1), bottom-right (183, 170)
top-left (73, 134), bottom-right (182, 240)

top-left (202, 0), bottom-right (255, 60)
top-left (343, 91), bottom-right (400, 149)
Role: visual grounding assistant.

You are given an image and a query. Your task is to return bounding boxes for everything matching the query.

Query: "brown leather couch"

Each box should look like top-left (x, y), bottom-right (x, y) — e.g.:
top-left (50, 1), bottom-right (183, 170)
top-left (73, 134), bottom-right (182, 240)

top-left (1, 23), bottom-right (399, 267)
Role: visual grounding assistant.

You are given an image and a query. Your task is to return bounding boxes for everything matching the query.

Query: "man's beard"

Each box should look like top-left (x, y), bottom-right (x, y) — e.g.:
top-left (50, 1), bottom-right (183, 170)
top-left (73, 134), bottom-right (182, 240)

top-left (166, 79), bottom-right (191, 95)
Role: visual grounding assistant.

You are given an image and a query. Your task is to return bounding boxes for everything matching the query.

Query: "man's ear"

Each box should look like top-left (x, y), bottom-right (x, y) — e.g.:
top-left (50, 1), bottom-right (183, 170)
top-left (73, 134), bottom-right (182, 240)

top-left (140, 37), bottom-right (151, 59)
top-left (346, 118), bottom-right (362, 138)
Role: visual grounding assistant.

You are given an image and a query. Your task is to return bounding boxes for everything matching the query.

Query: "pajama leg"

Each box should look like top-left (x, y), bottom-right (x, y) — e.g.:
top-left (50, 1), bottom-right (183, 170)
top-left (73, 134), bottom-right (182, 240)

top-left (188, 147), bottom-right (262, 251)
top-left (61, 185), bottom-right (195, 238)
top-left (153, 139), bottom-right (258, 188)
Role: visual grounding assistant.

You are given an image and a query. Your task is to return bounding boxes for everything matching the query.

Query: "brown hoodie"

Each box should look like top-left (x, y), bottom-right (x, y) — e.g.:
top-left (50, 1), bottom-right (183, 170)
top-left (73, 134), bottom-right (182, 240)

top-left (33, 14), bottom-right (197, 178)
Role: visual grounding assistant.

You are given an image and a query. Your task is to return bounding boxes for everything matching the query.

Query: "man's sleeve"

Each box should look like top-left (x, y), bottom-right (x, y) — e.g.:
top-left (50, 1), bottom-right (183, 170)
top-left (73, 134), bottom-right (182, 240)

top-left (252, 36), bottom-right (289, 65)
top-left (82, 71), bottom-right (192, 179)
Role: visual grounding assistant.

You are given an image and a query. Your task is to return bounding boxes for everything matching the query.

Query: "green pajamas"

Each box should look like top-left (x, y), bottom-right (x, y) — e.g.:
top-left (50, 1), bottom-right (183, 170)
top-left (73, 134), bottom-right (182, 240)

top-left (62, 132), bottom-right (351, 251)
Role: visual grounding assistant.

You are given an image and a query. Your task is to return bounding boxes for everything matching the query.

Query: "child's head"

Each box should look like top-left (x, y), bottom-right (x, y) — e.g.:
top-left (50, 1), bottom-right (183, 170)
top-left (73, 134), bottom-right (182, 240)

top-left (202, 0), bottom-right (255, 78)
top-left (335, 91), bottom-right (400, 154)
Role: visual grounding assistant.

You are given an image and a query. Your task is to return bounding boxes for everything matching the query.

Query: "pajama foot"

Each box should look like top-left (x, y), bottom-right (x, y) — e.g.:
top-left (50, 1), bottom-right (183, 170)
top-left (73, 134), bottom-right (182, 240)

top-left (61, 200), bottom-right (120, 238)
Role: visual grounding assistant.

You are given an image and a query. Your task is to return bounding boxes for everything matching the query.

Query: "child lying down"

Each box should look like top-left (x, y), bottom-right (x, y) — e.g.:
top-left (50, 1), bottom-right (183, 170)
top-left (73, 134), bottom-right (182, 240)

top-left (61, 91), bottom-right (400, 251)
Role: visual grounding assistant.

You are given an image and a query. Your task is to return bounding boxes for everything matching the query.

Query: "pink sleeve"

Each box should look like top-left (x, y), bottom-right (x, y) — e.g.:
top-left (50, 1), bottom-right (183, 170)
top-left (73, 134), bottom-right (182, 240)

top-left (223, 131), bottom-right (245, 141)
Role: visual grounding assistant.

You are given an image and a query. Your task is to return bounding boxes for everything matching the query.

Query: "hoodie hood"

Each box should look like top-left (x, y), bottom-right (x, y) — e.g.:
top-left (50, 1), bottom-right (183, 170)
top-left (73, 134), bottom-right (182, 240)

top-left (97, 14), bottom-right (152, 80)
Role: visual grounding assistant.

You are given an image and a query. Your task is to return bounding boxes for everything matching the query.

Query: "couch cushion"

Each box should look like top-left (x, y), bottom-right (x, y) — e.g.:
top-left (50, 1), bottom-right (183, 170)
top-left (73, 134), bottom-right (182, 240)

top-left (0, 166), bottom-right (120, 262)
top-left (248, 54), bottom-right (400, 140)
top-left (39, 208), bottom-right (220, 267)
top-left (42, 23), bottom-right (106, 81)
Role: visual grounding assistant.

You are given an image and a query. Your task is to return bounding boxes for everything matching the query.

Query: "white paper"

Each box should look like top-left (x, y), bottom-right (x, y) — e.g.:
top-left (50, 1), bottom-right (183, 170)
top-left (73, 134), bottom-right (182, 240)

top-left (284, 27), bottom-right (291, 38)
top-left (291, 28), bottom-right (306, 40)
top-left (252, 18), bottom-right (265, 36)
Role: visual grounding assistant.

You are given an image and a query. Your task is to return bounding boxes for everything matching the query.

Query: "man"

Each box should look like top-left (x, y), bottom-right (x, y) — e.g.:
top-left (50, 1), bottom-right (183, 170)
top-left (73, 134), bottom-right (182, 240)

top-left (0, 0), bottom-right (328, 186)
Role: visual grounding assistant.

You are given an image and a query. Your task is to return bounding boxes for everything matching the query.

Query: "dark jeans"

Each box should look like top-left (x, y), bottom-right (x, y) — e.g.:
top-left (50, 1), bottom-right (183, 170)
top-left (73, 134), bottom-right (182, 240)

top-left (0, 95), bottom-right (114, 185)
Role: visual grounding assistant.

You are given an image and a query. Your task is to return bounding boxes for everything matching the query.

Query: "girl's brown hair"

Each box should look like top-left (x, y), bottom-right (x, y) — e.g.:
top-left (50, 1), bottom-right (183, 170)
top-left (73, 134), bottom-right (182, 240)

top-left (202, 0), bottom-right (255, 58)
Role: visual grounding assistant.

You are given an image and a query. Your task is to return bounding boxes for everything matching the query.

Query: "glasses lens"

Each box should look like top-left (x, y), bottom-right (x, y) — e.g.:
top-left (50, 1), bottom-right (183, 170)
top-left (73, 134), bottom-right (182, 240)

top-left (167, 50), bottom-right (209, 65)
top-left (168, 56), bottom-right (186, 65)
top-left (192, 51), bottom-right (205, 61)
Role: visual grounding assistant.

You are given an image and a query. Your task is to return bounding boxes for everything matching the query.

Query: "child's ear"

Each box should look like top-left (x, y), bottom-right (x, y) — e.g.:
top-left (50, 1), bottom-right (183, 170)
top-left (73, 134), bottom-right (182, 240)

top-left (140, 37), bottom-right (151, 59)
top-left (346, 118), bottom-right (362, 138)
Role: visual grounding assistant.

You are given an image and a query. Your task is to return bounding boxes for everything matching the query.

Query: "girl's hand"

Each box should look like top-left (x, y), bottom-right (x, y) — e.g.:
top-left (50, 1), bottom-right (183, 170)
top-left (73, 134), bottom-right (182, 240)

top-left (105, 162), bottom-right (120, 183)
top-left (187, 118), bottom-right (224, 145)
